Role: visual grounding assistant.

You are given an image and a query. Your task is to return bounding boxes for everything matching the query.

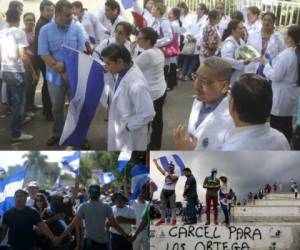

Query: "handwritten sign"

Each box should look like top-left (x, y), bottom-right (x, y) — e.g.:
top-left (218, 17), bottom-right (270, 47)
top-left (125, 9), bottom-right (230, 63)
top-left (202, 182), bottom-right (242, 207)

top-left (150, 225), bottom-right (294, 250)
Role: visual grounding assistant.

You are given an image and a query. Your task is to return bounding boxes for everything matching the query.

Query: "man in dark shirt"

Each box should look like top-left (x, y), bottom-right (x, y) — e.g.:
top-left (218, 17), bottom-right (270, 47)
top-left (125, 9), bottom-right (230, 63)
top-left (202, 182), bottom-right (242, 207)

top-left (203, 168), bottom-right (220, 225)
top-left (183, 168), bottom-right (198, 224)
top-left (0, 189), bottom-right (58, 250)
top-left (34, 0), bottom-right (55, 120)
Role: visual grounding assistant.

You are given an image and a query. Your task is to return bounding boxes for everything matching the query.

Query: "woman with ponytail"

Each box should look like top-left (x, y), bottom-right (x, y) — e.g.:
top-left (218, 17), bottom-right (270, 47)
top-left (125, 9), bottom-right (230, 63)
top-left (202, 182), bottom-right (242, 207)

top-left (261, 25), bottom-right (300, 143)
top-left (221, 20), bottom-right (249, 85)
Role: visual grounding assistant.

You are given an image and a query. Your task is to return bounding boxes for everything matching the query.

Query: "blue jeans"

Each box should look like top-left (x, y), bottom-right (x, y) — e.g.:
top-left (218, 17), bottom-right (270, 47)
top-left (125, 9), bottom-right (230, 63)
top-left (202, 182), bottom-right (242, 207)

top-left (2, 72), bottom-right (26, 138)
top-left (181, 55), bottom-right (199, 77)
top-left (186, 195), bottom-right (197, 223)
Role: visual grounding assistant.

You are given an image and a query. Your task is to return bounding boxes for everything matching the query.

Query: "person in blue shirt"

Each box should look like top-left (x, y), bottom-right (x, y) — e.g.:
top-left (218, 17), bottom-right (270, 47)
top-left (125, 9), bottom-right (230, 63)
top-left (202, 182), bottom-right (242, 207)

top-left (38, 0), bottom-right (85, 147)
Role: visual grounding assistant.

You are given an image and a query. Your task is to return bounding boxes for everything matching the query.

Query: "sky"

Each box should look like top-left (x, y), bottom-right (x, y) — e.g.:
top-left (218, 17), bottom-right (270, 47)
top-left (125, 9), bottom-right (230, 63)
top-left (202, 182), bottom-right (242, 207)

top-left (0, 151), bottom-right (76, 170)
top-left (150, 151), bottom-right (300, 202)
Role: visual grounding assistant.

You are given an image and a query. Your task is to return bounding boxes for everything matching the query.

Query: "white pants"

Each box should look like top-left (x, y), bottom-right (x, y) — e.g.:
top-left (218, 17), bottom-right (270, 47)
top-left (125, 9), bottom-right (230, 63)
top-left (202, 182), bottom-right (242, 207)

top-left (133, 230), bottom-right (149, 250)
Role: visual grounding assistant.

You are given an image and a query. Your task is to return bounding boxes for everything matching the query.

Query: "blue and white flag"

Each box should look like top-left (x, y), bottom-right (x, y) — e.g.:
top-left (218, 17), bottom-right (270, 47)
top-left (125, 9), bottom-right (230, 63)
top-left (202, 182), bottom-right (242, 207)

top-left (54, 175), bottom-right (61, 191)
top-left (130, 164), bottom-right (149, 200)
top-left (59, 46), bottom-right (105, 147)
top-left (117, 151), bottom-right (132, 172)
top-left (61, 151), bottom-right (80, 175)
top-left (0, 166), bottom-right (27, 215)
top-left (122, 0), bottom-right (133, 9)
top-left (99, 172), bottom-right (116, 187)
top-left (0, 167), bottom-right (6, 176)
top-left (158, 154), bottom-right (186, 175)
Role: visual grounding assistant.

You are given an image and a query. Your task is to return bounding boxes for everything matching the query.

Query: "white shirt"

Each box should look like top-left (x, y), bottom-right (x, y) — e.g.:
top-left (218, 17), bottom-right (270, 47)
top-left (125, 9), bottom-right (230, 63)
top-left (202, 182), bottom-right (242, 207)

top-left (110, 205), bottom-right (136, 235)
top-left (187, 14), bottom-right (208, 53)
top-left (217, 15), bottom-right (230, 37)
top-left (0, 27), bottom-right (28, 73)
top-left (221, 35), bottom-right (246, 85)
top-left (98, 12), bottom-right (124, 40)
top-left (263, 47), bottom-right (300, 116)
top-left (180, 13), bottom-right (195, 36)
top-left (163, 173), bottom-right (179, 190)
top-left (222, 123), bottom-right (291, 150)
top-left (26, 197), bottom-right (35, 207)
top-left (134, 48), bottom-right (167, 100)
top-left (130, 200), bottom-right (148, 225)
top-left (132, 0), bottom-right (155, 27)
top-left (77, 11), bottom-right (107, 44)
top-left (245, 20), bottom-right (262, 36)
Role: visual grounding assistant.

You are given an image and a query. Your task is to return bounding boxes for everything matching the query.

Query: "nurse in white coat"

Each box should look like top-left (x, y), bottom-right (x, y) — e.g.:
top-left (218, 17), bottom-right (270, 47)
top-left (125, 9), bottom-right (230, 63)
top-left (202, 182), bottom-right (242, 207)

top-left (221, 20), bottom-right (249, 85)
top-left (132, 0), bottom-right (155, 27)
top-left (173, 57), bottom-right (234, 150)
top-left (261, 25), bottom-right (300, 142)
top-left (222, 74), bottom-right (290, 150)
top-left (246, 12), bottom-right (285, 74)
top-left (101, 44), bottom-right (155, 151)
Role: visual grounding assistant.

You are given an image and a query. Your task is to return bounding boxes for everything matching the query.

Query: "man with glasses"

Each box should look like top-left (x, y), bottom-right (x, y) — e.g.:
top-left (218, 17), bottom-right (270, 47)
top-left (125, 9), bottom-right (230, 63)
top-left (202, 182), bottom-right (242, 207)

top-left (174, 56), bottom-right (234, 150)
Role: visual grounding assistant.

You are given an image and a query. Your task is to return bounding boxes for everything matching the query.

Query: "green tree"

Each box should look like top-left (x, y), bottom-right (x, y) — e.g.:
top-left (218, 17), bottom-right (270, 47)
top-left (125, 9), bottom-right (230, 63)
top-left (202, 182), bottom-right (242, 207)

top-left (22, 151), bottom-right (48, 182)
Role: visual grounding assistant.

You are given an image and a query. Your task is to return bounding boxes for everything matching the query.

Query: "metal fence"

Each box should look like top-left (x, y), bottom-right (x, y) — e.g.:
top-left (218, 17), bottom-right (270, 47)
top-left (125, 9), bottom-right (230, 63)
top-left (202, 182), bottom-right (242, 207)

top-left (164, 0), bottom-right (300, 26)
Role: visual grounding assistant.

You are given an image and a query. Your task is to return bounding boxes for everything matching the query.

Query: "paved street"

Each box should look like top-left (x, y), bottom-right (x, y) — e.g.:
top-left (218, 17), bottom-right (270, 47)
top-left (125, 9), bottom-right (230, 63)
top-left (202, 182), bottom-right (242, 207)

top-left (0, 79), bottom-right (194, 150)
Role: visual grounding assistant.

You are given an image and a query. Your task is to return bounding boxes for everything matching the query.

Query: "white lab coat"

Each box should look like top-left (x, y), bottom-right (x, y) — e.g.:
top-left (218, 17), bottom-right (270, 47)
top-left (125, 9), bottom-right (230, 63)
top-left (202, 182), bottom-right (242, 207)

top-left (186, 14), bottom-right (208, 55)
top-left (187, 96), bottom-right (234, 150)
top-left (98, 9), bottom-right (124, 40)
top-left (132, 0), bottom-right (155, 27)
top-left (221, 35), bottom-right (246, 85)
top-left (246, 31), bottom-right (285, 73)
top-left (222, 123), bottom-right (290, 150)
top-left (107, 64), bottom-right (155, 150)
top-left (244, 20), bottom-right (262, 37)
top-left (217, 15), bottom-right (230, 37)
top-left (263, 47), bottom-right (300, 116)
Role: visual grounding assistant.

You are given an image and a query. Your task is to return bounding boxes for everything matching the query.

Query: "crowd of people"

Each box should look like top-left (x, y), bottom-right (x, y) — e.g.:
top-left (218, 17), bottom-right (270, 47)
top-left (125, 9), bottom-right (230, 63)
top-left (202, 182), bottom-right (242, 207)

top-left (0, 0), bottom-right (300, 150)
top-left (153, 159), bottom-right (236, 227)
top-left (0, 176), bottom-right (151, 250)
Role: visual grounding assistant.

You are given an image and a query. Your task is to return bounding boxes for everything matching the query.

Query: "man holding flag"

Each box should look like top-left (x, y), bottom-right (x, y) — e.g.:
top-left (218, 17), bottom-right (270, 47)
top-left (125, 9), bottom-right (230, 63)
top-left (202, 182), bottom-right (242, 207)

top-left (153, 159), bottom-right (179, 226)
top-left (38, 0), bottom-right (85, 147)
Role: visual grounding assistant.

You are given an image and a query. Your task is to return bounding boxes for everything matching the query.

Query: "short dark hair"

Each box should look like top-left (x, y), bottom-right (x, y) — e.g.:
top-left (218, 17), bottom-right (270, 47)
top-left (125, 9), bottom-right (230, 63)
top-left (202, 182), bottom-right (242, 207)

top-left (139, 27), bottom-right (158, 46)
top-left (72, 1), bottom-right (83, 9)
top-left (105, 0), bottom-right (121, 15)
top-left (208, 10), bottom-right (220, 21)
top-left (262, 12), bottom-right (276, 23)
top-left (8, 1), bottom-right (23, 11)
top-left (6, 9), bottom-right (20, 23)
top-left (101, 44), bottom-right (132, 64)
top-left (248, 6), bottom-right (260, 16)
top-left (23, 12), bottom-right (35, 22)
top-left (40, 0), bottom-right (55, 12)
top-left (115, 21), bottom-right (133, 37)
top-left (183, 168), bottom-right (191, 173)
top-left (55, 0), bottom-right (73, 14)
top-left (231, 74), bottom-right (272, 124)
top-left (230, 11), bottom-right (244, 22)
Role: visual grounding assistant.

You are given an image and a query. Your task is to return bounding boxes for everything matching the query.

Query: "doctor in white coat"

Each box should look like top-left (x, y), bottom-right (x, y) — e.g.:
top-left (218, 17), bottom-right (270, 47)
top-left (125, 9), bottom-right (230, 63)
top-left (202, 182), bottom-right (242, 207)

top-left (101, 44), bottom-right (155, 151)
top-left (246, 12), bottom-right (285, 74)
top-left (223, 74), bottom-right (290, 150)
top-left (221, 19), bottom-right (249, 85)
top-left (173, 56), bottom-right (234, 150)
top-left (261, 25), bottom-right (300, 142)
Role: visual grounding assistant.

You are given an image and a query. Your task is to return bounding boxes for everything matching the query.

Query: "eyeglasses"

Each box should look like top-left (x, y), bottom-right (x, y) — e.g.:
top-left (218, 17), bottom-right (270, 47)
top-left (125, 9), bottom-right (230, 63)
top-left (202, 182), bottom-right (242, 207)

top-left (191, 73), bottom-right (222, 85)
top-left (36, 199), bottom-right (43, 202)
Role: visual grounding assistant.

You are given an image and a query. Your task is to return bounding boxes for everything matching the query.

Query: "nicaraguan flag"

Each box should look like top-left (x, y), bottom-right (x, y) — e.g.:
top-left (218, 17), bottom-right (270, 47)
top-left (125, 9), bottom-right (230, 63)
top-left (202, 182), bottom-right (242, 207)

top-left (61, 151), bottom-right (80, 175)
top-left (54, 175), bottom-right (61, 191)
top-left (59, 46), bottom-right (105, 147)
top-left (117, 151), bottom-right (132, 172)
top-left (99, 172), bottom-right (116, 187)
top-left (158, 154), bottom-right (186, 175)
top-left (122, 0), bottom-right (133, 9)
top-left (130, 164), bottom-right (149, 200)
top-left (0, 167), bottom-right (6, 176)
top-left (0, 166), bottom-right (27, 215)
